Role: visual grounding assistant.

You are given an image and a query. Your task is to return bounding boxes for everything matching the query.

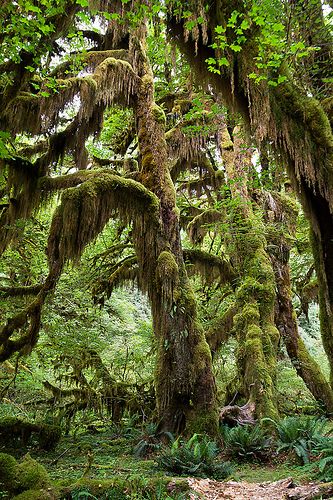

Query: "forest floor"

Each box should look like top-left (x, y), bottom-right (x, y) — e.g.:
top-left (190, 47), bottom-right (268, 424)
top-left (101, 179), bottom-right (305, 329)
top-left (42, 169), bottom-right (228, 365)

top-left (187, 477), bottom-right (333, 499)
top-left (5, 425), bottom-right (332, 499)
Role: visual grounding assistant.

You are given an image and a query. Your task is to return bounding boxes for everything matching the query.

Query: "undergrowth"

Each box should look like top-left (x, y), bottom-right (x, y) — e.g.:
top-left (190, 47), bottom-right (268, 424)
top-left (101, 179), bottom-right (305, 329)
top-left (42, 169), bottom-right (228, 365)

top-left (264, 416), bottom-right (329, 464)
top-left (221, 424), bottom-right (272, 462)
top-left (156, 433), bottom-right (233, 480)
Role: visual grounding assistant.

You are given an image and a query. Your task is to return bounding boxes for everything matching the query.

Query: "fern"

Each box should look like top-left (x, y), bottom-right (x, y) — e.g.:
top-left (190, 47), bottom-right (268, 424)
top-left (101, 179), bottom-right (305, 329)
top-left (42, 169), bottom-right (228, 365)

top-left (157, 434), bottom-right (232, 480)
top-left (264, 416), bottom-right (329, 464)
top-left (313, 436), bottom-right (333, 481)
top-left (221, 424), bottom-right (271, 462)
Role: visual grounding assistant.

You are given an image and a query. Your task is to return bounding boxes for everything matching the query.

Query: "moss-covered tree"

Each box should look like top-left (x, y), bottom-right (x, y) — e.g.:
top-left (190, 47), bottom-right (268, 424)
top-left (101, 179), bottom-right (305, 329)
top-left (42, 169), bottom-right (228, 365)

top-left (167, 0), bottom-right (333, 387)
top-left (0, 6), bottom-right (218, 434)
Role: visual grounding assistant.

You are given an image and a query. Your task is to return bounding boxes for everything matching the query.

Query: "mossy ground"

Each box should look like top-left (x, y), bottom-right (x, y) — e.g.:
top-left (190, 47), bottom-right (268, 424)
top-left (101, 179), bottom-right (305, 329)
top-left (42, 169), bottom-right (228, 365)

top-left (233, 462), bottom-right (312, 483)
top-left (0, 413), bottom-right (326, 500)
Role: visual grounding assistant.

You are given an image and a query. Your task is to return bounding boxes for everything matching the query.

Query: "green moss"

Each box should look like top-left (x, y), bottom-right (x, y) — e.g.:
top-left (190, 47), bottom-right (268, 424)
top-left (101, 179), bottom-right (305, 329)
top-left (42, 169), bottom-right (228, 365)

top-left (151, 103), bottom-right (166, 125)
top-left (141, 73), bottom-right (154, 89)
top-left (0, 417), bottom-right (61, 451)
top-left (173, 280), bottom-right (197, 319)
top-left (192, 335), bottom-right (212, 371)
top-left (0, 453), bottom-right (18, 491)
top-left (18, 454), bottom-right (51, 491)
top-left (12, 490), bottom-right (53, 500)
top-left (220, 127), bottom-right (233, 149)
top-left (15, 93), bottom-right (40, 102)
top-left (157, 251), bottom-right (178, 279)
top-left (185, 409), bottom-right (219, 437)
top-left (276, 82), bottom-right (333, 146)
top-left (98, 57), bottom-right (133, 73)
top-left (141, 152), bottom-right (155, 170)
top-left (234, 304), bottom-right (260, 329)
top-left (262, 324), bottom-right (280, 364)
top-left (64, 476), bottom-right (186, 499)
top-left (82, 75), bottom-right (98, 91)
top-left (165, 128), bottom-right (176, 142)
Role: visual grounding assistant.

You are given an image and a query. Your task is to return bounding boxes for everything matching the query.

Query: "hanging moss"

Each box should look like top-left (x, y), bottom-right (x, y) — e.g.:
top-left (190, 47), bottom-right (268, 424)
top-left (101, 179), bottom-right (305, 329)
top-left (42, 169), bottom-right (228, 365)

top-left (187, 209), bottom-right (223, 244)
top-left (206, 304), bottom-right (237, 355)
top-left (166, 126), bottom-right (209, 161)
top-left (47, 173), bottom-right (160, 265)
top-left (86, 49), bottom-right (129, 68)
top-left (93, 57), bottom-right (137, 107)
top-left (183, 248), bottom-right (235, 285)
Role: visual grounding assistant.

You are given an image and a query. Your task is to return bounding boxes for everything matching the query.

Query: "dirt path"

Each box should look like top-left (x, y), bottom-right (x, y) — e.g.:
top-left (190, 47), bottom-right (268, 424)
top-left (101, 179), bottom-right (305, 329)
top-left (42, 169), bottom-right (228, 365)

top-left (186, 477), bottom-right (333, 499)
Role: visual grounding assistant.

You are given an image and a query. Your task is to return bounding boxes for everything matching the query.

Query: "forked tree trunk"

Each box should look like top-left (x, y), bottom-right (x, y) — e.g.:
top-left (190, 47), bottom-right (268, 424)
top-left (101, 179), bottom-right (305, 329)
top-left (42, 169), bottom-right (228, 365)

top-left (130, 30), bottom-right (218, 435)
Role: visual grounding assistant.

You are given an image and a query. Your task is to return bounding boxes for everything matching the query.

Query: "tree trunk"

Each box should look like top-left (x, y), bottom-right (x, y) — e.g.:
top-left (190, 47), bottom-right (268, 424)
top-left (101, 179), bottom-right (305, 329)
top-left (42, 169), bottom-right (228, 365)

top-left (130, 29), bottom-right (218, 435)
top-left (221, 126), bottom-right (279, 419)
top-left (264, 192), bottom-right (333, 412)
top-left (310, 211), bottom-right (333, 389)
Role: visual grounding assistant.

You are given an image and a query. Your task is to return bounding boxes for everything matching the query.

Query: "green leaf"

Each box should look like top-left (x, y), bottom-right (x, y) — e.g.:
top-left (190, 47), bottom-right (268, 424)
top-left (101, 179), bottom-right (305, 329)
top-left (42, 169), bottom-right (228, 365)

top-left (205, 57), bottom-right (216, 65)
top-left (277, 75), bottom-right (287, 84)
top-left (215, 25), bottom-right (226, 34)
top-left (240, 19), bottom-right (250, 30)
top-left (218, 57), bottom-right (230, 66)
top-left (25, 3), bottom-right (41, 13)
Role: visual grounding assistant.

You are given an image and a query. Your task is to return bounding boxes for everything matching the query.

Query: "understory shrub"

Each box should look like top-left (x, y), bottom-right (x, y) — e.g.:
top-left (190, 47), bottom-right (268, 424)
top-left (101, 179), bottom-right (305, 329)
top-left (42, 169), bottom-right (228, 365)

top-left (265, 416), bottom-right (329, 464)
top-left (221, 424), bottom-right (272, 462)
top-left (133, 423), bottom-right (172, 457)
top-left (313, 437), bottom-right (333, 481)
top-left (157, 434), bottom-right (232, 480)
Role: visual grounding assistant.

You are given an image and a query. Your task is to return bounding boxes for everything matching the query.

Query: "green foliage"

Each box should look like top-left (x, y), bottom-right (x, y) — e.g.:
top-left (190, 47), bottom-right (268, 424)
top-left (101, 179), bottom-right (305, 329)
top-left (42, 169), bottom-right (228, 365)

top-left (221, 424), bottom-right (272, 462)
top-left (0, 132), bottom-right (13, 159)
top-left (70, 490), bottom-right (99, 500)
top-left (204, 0), bottom-right (319, 85)
top-left (265, 416), bottom-right (329, 464)
top-left (157, 434), bottom-right (233, 480)
top-left (314, 437), bottom-right (333, 481)
top-left (132, 423), bottom-right (163, 458)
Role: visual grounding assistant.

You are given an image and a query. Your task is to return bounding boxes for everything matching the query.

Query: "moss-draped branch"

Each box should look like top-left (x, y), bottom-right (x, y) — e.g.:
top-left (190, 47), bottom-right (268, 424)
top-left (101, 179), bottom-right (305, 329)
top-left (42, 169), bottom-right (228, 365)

top-left (47, 172), bottom-right (160, 265)
top-left (183, 248), bottom-right (235, 285)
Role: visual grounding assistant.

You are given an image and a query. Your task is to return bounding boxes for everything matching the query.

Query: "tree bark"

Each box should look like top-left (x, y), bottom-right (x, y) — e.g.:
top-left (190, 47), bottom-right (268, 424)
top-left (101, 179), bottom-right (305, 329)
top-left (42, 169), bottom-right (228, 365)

top-left (221, 126), bottom-right (279, 419)
top-left (130, 29), bottom-right (218, 435)
top-left (264, 192), bottom-right (333, 412)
